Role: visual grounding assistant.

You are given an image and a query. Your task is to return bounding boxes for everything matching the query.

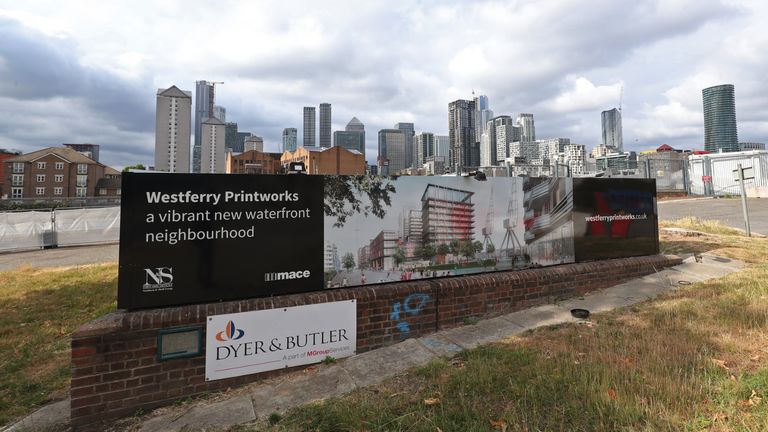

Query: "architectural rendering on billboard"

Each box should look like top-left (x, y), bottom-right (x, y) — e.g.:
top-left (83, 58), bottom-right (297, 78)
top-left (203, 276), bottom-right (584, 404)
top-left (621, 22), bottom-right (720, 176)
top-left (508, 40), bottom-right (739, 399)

top-left (118, 173), bottom-right (658, 310)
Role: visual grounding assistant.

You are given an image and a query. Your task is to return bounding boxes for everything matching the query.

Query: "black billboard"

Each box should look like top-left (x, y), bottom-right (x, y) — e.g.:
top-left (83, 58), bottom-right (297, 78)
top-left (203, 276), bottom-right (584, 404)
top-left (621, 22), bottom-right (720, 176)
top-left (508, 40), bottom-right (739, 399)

top-left (118, 174), bottom-right (658, 310)
top-left (118, 173), bottom-right (324, 310)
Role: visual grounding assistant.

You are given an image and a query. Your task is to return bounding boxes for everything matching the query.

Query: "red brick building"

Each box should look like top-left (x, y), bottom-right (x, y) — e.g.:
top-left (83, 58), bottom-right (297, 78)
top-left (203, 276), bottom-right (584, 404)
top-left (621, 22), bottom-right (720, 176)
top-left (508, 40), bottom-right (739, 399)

top-left (2, 147), bottom-right (120, 200)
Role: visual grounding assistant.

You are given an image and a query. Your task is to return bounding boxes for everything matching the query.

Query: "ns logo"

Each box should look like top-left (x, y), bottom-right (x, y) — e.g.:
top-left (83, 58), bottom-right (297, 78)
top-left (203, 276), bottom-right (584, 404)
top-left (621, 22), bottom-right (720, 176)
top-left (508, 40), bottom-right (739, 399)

top-left (142, 267), bottom-right (174, 292)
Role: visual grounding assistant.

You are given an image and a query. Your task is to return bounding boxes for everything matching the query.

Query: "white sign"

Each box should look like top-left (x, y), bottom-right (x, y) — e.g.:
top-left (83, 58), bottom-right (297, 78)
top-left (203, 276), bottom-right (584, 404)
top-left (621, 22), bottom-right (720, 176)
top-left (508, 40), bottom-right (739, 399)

top-left (733, 166), bottom-right (755, 181)
top-left (205, 300), bottom-right (356, 381)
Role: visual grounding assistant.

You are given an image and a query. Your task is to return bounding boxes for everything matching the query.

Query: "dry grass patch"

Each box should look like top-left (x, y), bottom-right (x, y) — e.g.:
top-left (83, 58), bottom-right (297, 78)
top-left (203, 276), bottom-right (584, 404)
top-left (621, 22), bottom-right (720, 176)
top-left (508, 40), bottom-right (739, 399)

top-left (0, 263), bottom-right (117, 426)
top-left (257, 224), bottom-right (768, 432)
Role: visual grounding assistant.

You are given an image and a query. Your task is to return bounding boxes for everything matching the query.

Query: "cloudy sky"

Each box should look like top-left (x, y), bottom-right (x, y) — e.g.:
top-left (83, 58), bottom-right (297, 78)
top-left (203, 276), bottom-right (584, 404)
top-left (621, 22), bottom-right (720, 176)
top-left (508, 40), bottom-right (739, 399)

top-left (1, 0), bottom-right (767, 169)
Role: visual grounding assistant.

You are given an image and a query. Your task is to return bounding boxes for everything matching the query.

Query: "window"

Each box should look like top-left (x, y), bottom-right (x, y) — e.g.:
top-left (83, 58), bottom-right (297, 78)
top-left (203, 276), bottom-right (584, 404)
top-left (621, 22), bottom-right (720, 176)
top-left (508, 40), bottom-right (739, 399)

top-left (12, 163), bottom-right (24, 173)
top-left (99, 188), bottom-right (107, 196)
top-left (76, 175), bottom-right (87, 187)
top-left (77, 164), bottom-right (88, 174)
top-left (37, 162), bottom-right (46, 169)
top-left (76, 187), bottom-right (87, 197)
top-left (36, 174), bottom-right (46, 182)
top-left (54, 174), bottom-right (64, 182)
top-left (11, 174), bottom-right (23, 186)
top-left (11, 188), bottom-right (22, 199)
top-left (55, 162), bottom-right (64, 170)
top-left (36, 187), bottom-right (45, 195)
top-left (54, 187), bottom-right (63, 195)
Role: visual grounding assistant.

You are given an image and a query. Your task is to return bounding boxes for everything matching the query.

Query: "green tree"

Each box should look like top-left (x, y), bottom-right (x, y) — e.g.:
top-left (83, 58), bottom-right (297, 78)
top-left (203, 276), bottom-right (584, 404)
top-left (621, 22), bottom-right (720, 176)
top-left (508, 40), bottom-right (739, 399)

top-left (342, 252), bottom-right (355, 271)
top-left (418, 244), bottom-right (436, 262)
top-left (473, 240), bottom-right (483, 254)
top-left (449, 240), bottom-right (460, 255)
top-left (324, 176), bottom-right (397, 228)
top-left (460, 240), bottom-right (477, 261)
top-left (486, 243), bottom-right (496, 254)
top-left (393, 246), bottom-right (405, 267)
top-left (437, 243), bottom-right (450, 256)
top-left (122, 164), bottom-right (146, 172)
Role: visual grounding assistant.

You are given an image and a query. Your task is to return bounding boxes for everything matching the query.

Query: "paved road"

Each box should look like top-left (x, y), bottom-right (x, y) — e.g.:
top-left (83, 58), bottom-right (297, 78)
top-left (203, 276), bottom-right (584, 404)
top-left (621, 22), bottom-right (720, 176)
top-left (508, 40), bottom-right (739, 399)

top-left (0, 243), bottom-right (118, 271)
top-left (658, 197), bottom-right (768, 235)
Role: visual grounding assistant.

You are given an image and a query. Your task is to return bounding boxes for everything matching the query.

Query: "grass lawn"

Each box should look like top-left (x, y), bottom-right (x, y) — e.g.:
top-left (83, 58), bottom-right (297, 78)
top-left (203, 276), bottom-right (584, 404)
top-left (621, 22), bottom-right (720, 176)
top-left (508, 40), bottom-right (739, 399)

top-left (0, 263), bottom-right (117, 426)
top-left (255, 222), bottom-right (768, 431)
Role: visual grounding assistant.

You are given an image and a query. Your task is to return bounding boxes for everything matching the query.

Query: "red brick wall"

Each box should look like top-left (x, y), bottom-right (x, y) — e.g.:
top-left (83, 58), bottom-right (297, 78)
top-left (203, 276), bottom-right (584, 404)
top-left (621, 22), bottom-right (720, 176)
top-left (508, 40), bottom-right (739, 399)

top-left (70, 254), bottom-right (680, 429)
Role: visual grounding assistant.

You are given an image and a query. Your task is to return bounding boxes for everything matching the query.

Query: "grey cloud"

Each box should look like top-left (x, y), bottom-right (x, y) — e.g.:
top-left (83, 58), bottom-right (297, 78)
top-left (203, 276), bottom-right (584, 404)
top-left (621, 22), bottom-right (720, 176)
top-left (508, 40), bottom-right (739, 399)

top-left (0, 18), bottom-right (154, 133)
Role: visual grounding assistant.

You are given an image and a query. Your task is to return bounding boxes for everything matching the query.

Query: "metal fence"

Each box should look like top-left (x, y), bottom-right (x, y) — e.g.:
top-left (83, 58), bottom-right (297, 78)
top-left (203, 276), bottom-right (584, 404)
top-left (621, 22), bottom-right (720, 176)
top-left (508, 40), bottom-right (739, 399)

top-left (599, 156), bottom-right (689, 193)
top-left (0, 206), bottom-right (120, 252)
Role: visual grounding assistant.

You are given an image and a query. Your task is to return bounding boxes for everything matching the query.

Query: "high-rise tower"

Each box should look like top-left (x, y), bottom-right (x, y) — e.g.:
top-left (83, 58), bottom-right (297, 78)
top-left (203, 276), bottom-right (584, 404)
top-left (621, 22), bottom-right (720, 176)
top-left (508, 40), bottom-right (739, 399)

top-left (193, 81), bottom-right (215, 173)
top-left (516, 113), bottom-right (535, 142)
top-left (319, 103), bottom-right (332, 148)
top-left (703, 84), bottom-right (738, 153)
top-left (394, 123), bottom-right (415, 168)
top-left (282, 128), bottom-right (298, 153)
top-left (303, 107), bottom-right (316, 147)
top-left (448, 99), bottom-right (477, 173)
top-left (601, 108), bottom-right (623, 151)
top-left (155, 85), bottom-right (192, 173)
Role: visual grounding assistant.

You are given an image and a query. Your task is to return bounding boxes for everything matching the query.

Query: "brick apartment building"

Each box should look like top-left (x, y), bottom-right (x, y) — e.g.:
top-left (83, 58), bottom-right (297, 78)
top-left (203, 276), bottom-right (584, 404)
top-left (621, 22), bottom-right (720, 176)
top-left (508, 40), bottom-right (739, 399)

top-left (0, 149), bottom-right (21, 198)
top-left (280, 146), bottom-right (366, 175)
top-left (2, 147), bottom-right (121, 200)
top-left (226, 150), bottom-right (283, 174)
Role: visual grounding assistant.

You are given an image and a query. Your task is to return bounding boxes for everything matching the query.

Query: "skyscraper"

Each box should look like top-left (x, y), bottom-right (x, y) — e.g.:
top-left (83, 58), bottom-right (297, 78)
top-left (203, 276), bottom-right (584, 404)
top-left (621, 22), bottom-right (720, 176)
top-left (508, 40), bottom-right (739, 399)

top-left (282, 128), bottom-right (298, 153)
top-left (448, 99), bottom-right (477, 173)
top-left (303, 107), bottom-right (316, 147)
top-left (516, 113), bottom-right (535, 142)
top-left (333, 117), bottom-right (366, 156)
top-left (414, 132), bottom-right (435, 167)
top-left (155, 85), bottom-right (192, 173)
top-left (378, 129), bottom-right (406, 175)
top-left (394, 123), bottom-right (415, 168)
top-left (319, 103), bottom-right (332, 148)
top-left (435, 135), bottom-right (449, 159)
top-left (193, 81), bottom-right (215, 173)
top-left (601, 108), bottom-right (623, 151)
top-left (225, 122), bottom-right (238, 152)
top-left (490, 116), bottom-right (516, 163)
top-left (201, 117), bottom-right (226, 173)
top-left (703, 84), bottom-right (738, 153)
top-left (235, 132), bottom-right (251, 153)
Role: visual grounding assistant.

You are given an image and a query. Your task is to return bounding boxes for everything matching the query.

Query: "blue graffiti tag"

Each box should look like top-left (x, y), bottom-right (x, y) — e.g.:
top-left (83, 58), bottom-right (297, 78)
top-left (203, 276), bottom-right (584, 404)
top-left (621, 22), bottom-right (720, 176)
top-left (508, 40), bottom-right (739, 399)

top-left (390, 293), bottom-right (430, 335)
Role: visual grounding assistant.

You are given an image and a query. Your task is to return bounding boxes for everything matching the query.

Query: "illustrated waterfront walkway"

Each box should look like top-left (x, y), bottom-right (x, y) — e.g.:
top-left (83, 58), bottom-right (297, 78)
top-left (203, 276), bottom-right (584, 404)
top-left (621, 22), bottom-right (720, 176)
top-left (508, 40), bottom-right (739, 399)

top-left (5, 252), bottom-right (744, 432)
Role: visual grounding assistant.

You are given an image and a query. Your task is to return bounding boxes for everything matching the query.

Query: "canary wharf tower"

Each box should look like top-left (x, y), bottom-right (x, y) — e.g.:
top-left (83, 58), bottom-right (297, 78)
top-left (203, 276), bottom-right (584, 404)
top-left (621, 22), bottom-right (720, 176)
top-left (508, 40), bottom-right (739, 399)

top-left (703, 84), bottom-right (738, 153)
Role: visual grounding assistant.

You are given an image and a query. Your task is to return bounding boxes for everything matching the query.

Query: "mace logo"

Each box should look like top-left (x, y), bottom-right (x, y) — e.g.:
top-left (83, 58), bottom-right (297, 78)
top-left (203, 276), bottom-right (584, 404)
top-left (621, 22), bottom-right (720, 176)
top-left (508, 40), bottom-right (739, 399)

top-left (142, 267), bottom-right (174, 292)
top-left (216, 320), bottom-right (245, 342)
top-left (264, 269), bottom-right (311, 282)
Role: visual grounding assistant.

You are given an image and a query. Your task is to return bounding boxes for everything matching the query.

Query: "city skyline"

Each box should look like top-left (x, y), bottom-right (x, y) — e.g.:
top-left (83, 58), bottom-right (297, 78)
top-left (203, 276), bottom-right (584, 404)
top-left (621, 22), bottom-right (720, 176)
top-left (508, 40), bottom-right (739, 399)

top-left (1, 1), bottom-right (768, 169)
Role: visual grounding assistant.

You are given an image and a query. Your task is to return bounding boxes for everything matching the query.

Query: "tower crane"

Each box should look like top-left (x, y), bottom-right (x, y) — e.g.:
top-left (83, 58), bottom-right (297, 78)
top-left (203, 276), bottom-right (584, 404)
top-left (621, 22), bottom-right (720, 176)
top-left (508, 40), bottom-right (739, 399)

top-left (481, 185), bottom-right (495, 253)
top-left (499, 183), bottom-right (523, 259)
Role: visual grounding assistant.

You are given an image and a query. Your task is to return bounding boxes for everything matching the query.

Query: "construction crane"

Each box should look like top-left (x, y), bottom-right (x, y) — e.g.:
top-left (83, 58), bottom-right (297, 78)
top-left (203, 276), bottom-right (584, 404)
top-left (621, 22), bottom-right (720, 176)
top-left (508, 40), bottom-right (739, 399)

top-left (481, 185), bottom-right (495, 253)
top-left (499, 183), bottom-right (523, 260)
top-left (208, 81), bottom-right (224, 106)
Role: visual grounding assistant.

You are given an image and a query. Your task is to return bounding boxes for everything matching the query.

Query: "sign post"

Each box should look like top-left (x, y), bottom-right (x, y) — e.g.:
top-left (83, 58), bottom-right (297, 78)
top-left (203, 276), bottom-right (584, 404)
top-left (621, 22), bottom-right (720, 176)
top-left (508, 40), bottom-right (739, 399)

top-left (734, 163), bottom-right (752, 237)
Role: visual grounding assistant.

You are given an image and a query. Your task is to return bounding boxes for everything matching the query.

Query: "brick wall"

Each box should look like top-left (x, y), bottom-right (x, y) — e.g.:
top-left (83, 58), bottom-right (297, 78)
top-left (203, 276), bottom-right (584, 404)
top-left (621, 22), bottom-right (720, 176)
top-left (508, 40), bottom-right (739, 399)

top-left (70, 254), bottom-right (680, 429)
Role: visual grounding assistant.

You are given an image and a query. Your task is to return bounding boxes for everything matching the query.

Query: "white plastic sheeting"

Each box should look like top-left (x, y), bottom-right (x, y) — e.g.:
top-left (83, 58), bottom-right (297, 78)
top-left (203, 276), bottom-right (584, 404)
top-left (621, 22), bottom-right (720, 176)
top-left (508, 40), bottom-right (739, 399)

top-left (0, 210), bottom-right (55, 251)
top-left (0, 207), bottom-right (120, 252)
top-left (54, 207), bottom-right (121, 246)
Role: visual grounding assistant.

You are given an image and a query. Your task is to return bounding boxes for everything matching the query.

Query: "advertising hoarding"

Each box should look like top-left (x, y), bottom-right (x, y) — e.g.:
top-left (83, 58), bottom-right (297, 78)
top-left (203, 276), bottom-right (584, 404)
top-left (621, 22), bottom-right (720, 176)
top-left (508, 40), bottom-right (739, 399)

top-left (118, 173), bottom-right (324, 309)
top-left (118, 174), bottom-right (658, 310)
top-left (205, 300), bottom-right (356, 380)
